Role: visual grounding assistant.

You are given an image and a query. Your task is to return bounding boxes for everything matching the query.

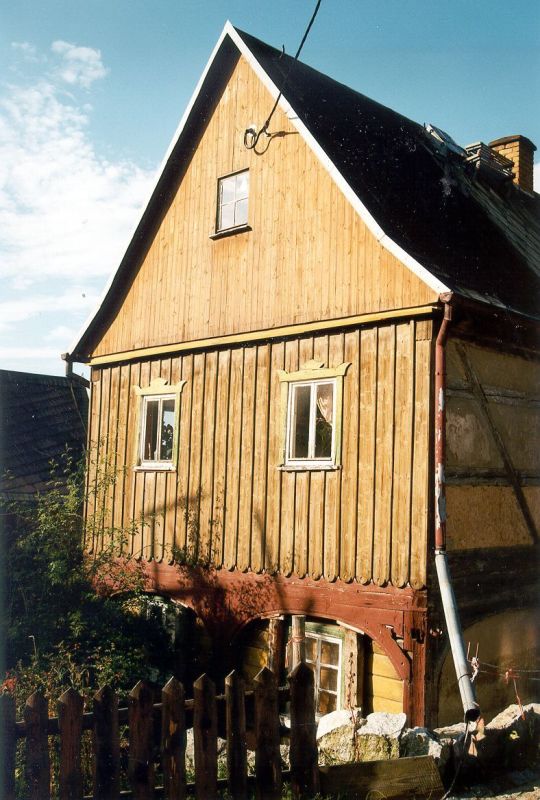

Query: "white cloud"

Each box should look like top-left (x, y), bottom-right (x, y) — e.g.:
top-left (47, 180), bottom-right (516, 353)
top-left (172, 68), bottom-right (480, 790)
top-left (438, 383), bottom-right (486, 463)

top-left (0, 346), bottom-right (65, 360)
top-left (0, 289), bottom-right (99, 332)
top-left (0, 77), bottom-right (155, 286)
top-left (46, 325), bottom-right (78, 342)
top-left (0, 42), bottom-right (157, 374)
top-left (11, 42), bottom-right (39, 62)
top-left (51, 40), bottom-right (108, 88)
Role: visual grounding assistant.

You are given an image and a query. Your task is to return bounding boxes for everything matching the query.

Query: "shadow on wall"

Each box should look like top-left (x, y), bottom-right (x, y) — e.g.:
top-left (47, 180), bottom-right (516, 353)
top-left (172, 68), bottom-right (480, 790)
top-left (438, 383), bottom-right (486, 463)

top-left (438, 608), bottom-right (540, 724)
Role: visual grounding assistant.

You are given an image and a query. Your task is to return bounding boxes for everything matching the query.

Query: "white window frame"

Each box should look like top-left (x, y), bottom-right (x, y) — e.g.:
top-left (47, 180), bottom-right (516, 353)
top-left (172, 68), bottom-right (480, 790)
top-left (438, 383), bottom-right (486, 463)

top-left (305, 632), bottom-right (343, 715)
top-left (278, 359), bottom-right (351, 471)
top-left (133, 377), bottom-right (186, 471)
top-left (139, 394), bottom-right (176, 467)
top-left (216, 169), bottom-right (249, 232)
top-left (286, 379), bottom-right (336, 467)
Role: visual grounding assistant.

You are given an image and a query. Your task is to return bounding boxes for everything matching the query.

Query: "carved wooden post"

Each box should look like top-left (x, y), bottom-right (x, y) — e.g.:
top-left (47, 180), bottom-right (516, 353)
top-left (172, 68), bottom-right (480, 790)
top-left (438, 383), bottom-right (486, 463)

top-left (193, 674), bottom-right (217, 800)
top-left (161, 677), bottom-right (186, 800)
top-left (58, 688), bottom-right (84, 800)
top-left (267, 617), bottom-right (286, 677)
top-left (93, 686), bottom-right (120, 800)
top-left (254, 667), bottom-right (281, 800)
top-left (128, 681), bottom-right (155, 800)
top-left (225, 670), bottom-right (247, 800)
top-left (289, 662), bottom-right (319, 797)
top-left (0, 693), bottom-right (16, 800)
top-left (290, 615), bottom-right (306, 671)
top-left (24, 691), bottom-right (50, 800)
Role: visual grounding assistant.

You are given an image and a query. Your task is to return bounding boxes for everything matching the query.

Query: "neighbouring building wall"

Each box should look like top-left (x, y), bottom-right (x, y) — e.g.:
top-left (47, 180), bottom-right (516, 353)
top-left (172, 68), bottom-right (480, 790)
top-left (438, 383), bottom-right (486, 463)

top-left (436, 338), bottom-right (540, 724)
top-left (86, 318), bottom-right (433, 587)
top-left (438, 609), bottom-right (539, 724)
top-left (446, 340), bottom-right (540, 549)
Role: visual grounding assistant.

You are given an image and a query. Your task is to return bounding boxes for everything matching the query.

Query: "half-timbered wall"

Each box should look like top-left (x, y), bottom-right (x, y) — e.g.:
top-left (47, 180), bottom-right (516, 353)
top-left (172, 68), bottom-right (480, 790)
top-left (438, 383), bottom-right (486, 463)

top-left (446, 340), bottom-right (540, 549)
top-left (86, 319), bottom-right (433, 587)
top-left (435, 339), bottom-right (540, 724)
top-left (90, 56), bottom-right (437, 359)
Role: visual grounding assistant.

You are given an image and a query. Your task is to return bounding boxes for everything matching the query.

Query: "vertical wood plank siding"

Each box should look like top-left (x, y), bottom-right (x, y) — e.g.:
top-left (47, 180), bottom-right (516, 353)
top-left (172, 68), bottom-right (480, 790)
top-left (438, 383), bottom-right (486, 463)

top-left (90, 56), bottom-right (436, 360)
top-left (87, 320), bottom-right (433, 587)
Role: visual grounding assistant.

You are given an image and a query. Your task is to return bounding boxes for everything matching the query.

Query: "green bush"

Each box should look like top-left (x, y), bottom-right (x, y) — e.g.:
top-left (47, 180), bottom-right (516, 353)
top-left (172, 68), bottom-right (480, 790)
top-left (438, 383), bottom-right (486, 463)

top-left (2, 450), bottom-right (177, 706)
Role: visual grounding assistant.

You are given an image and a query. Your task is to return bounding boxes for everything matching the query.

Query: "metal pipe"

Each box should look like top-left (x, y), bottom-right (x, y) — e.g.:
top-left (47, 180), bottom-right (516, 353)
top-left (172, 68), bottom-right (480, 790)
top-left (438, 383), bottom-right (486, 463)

top-left (434, 302), bottom-right (452, 551)
top-left (434, 298), bottom-right (480, 722)
top-left (435, 551), bottom-right (479, 721)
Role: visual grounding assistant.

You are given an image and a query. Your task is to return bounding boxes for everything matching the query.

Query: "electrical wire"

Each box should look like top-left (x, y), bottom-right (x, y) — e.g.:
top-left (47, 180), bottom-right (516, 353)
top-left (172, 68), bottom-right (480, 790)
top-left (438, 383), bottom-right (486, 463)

top-left (244, 0), bottom-right (323, 150)
top-left (468, 658), bottom-right (540, 678)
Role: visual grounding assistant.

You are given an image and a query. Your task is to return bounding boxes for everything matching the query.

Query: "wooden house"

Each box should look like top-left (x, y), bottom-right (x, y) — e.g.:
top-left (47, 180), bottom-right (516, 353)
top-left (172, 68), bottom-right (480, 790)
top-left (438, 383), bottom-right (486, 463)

top-left (67, 24), bottom-right (539, 726)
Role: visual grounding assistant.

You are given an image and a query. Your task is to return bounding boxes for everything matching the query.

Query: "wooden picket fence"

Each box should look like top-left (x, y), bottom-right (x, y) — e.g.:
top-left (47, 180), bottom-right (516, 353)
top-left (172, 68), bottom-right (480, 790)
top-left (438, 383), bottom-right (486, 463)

top-left (1, 663), bottom-right (318, 800)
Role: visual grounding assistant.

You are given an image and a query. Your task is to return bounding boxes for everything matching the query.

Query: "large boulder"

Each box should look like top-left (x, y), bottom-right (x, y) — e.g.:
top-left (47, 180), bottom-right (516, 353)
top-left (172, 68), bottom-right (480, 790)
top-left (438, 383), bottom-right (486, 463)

top-left (316, 708), bottom-right (357, 740)
top-left (400, 726), bottom-right (452, 771)
top-left (477, 703), bottom-right (540, 771)
top-left (317, 709), bottom-right (359, 764)
top-left (359, 712), bottom-right (407, 737)
top-left (317, 710), bottom-right (407, 765)
top-left (354, 712), bottom-right (406, 762)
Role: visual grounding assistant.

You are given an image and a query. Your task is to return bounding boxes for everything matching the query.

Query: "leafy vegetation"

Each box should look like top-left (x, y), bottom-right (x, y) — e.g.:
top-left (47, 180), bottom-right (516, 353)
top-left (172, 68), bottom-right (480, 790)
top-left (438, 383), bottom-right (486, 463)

top-left (1, 451), bottom-right (177, 709)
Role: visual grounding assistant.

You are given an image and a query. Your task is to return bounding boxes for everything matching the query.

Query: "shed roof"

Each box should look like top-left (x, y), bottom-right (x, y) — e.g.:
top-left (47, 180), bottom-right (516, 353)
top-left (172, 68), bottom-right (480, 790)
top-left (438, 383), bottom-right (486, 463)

top-left (0, 370), bottom-right (88, 498)
top-left (70, 24), bottom-right (540, 360)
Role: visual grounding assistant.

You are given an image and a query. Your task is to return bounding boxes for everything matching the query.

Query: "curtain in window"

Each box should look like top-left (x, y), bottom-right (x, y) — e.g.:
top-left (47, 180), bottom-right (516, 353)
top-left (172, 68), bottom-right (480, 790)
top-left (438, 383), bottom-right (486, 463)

top-left (316, 383), bottom-right (334, 424)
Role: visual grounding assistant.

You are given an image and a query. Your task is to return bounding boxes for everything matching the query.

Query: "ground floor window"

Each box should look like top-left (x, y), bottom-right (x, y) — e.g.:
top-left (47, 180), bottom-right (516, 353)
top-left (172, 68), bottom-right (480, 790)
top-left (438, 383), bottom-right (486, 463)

top-left (305, 631), bottom-right (342, 714)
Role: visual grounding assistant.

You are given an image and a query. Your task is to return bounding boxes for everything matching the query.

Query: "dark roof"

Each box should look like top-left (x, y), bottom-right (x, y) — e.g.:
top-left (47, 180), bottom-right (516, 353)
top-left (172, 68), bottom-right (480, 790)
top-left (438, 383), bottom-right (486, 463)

top-left (236, 28), bottom-right (540, 321)
top-left (70, 25), bottom-right (540, 359)
top-left (0, 370), bottom-right (88, 498)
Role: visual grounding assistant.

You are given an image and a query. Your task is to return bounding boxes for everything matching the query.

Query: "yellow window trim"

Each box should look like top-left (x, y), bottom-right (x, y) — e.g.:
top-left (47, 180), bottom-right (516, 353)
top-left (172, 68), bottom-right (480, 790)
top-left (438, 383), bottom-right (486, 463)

top-left (132, 377), bottom-right (187, 468)
top-left (278, 360), bottom-right (351, 468)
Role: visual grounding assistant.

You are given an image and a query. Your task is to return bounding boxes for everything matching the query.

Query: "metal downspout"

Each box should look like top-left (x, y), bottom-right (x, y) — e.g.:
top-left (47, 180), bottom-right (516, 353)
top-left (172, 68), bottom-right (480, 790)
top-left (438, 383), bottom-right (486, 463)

top-left (434, 299), bottom-right (480, 722)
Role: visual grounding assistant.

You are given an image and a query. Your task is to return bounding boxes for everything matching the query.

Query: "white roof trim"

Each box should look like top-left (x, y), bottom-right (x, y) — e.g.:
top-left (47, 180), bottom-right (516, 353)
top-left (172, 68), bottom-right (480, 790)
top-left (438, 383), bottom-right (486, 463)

top-left (68, 21), bottom-right (448, 360)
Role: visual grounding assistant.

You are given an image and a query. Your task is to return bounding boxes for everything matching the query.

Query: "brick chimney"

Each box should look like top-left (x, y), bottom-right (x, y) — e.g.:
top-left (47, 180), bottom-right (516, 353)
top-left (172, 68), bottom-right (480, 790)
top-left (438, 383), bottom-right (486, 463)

top-left (489, 135), bottom-right (537, 194)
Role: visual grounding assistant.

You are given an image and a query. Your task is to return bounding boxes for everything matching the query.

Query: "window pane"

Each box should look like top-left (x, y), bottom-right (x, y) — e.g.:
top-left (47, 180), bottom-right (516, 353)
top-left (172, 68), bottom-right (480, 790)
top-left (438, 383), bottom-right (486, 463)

top-left (219, 202), bottom-right (235, 230)
top-left (291, 385), bottom-right (311, 459)
top-left (236, 170), bottom-right (249, 199)
top-left (144, 400), bottom-right (159, 461)
top-left (320, 639), bottom-right (340, 665)
top-left (318, 690), bottom-right (337, 714)
top-left (319, 666), bottom-right (338, 692)
top-left (160, 399), bottom-right (175, 460)
top-left (305, 637), bottom-right (317, 661)
top-left (220, 176), bottom-right (235, 204)
top-left (315, 383), bottom-right (333, 458)
top-left (234, 197), bottom-right (248, 226)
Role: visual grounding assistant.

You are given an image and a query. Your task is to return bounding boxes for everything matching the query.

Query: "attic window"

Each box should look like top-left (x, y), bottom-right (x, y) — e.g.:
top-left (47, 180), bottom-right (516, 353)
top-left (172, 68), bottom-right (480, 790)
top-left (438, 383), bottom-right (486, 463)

top-left (215, 170), bottom-right (249, 233)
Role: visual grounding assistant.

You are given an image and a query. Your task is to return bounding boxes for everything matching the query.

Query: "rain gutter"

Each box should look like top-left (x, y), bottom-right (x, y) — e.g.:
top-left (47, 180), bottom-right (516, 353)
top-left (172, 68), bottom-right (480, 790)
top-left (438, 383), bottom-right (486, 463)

top-left (434, 294), bottom-right (480, 722)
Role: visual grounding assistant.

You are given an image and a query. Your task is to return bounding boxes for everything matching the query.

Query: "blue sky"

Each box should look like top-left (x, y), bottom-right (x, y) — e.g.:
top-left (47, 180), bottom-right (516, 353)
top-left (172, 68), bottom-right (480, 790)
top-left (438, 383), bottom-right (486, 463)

top-left (1, 1), bottom-right (539, 378)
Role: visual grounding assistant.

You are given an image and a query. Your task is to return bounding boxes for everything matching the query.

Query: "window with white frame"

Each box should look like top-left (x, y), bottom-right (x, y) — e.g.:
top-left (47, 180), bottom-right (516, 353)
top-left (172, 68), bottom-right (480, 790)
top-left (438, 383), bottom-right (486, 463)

top-left (287, 379), bottom-right (335, 464)
top-left (305, 632), bottom-right (342, 715)
top-left (216, 170), bottom-right (249, 232)
top-left (133, 377), bottom-right (186, 469)
top-left (278, 360), bottom-right (350, 469)
top-left (140, 394), bottom-right (176, 464)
